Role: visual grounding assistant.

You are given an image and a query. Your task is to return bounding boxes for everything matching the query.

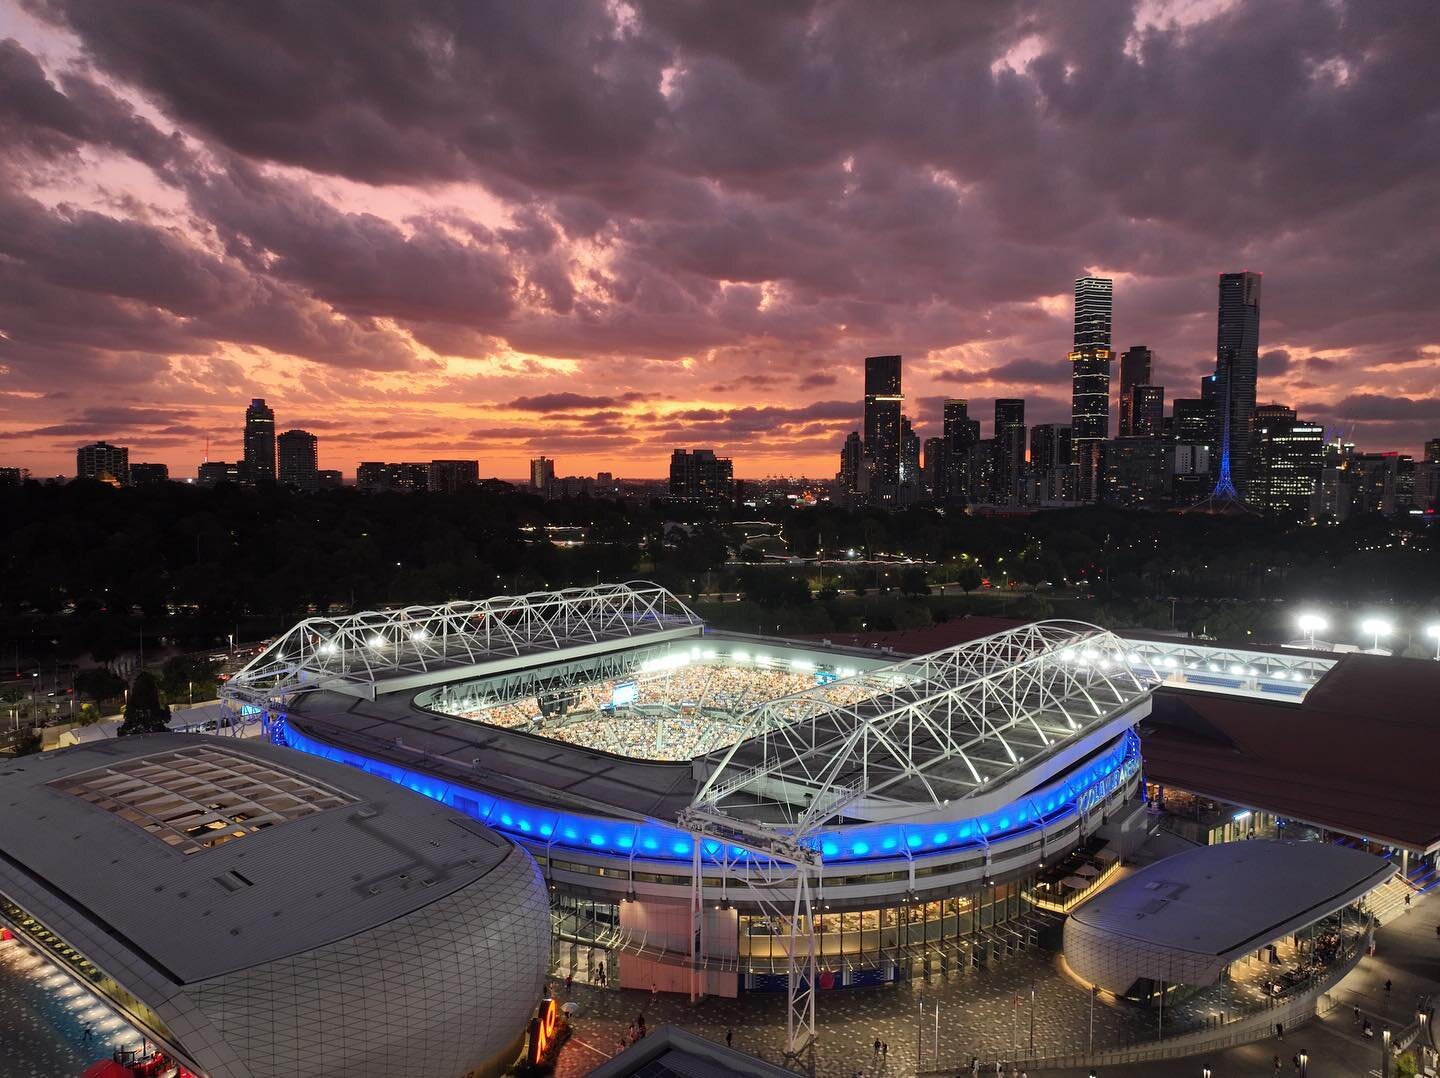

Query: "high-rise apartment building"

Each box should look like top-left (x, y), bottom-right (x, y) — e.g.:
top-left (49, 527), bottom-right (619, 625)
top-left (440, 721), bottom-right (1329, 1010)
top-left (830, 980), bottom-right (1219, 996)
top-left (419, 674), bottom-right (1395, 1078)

top-left (669, 449), bottom-right (734, 505)
top-left (837, 431), bottom-right (865, 504)
top-left (921, 437), bottom-right (946, 500)
top-left (243, 398), bottom-right (276, 483)
top-left (993, 399), bottom-right (1026, 504)
top-left (530, 456), bottom-right (556, 497)
top-left (197, 461), bottom-right (240, 487)
top-left (1070, 276), bottom-right (1113, 498)
top-left (428, 459), bottom-right (480, 493)
top-left (1118, 346), bottom-right (1153, 437)
top-left (1250, 404), bottom-right (1323, 521)
top-left (277, 429), bottom-right (319, 491)
top-left (1029, 424), bottom-right (1073, 502)
top-left (1212, 272), bottom-right (1262, 496)
top-left (863, 355), bottom-right (903, 496)
top-left (1416, 438), bottom-right (1440, 510)
top-left (942, 399), bottom-right (980, 501)
top-left (76, 441), bottom-right (129, 485)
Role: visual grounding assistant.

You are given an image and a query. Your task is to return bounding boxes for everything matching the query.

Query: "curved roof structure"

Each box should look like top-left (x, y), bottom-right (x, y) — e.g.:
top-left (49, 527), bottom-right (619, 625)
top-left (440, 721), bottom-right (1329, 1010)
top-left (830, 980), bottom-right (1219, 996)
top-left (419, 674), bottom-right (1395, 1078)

top-left (691, 621), bottom-right (1159, 834)
top-left (1064, 839), bottom-right (1392, 993)
top-left (223, 581), bottom-right (702, 707)
top-left (0, 734), bottom-right (550, 1078)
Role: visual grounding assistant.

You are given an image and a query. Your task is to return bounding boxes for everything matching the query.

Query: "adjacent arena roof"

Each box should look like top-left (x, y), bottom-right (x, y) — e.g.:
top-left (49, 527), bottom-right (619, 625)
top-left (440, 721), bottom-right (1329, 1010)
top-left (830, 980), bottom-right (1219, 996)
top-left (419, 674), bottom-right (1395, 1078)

top-left (0, 734), bottom-right (551, 1078)
top-left (1141, 652), bottom-right (1440, 852)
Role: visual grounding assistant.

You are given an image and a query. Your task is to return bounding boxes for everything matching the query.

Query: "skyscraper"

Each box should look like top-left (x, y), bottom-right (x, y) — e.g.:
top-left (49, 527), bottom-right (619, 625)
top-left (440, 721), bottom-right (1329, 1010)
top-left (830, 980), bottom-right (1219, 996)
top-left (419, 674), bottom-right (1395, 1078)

top-left (1172, 397), bottom-right (1214, 448)
top-left (863, 355), bottom-right (903, 495)
top-left (993, 398), bottom-right (1026, 504)
top-left (76, 441), bottom-right (128, 485)
top-left (942, 398), bottom-right (980, 501)
top-left (243, 398), bottom-right (276, 482)
top-left (1029, 424), bottom-right (1073, 502)
top-left (1251, 404), bottom-right (1323, 521)
top-left (1118, 345), bottom-right (1153, 437)
top-left (1213, 271), bottom-right (1262, 496)
top-left (837, 431), bottom-right (865, 504)
top-left (899, 414), bottom-right (921, 487)
top-left (1132, 385), bottom-right (1165, 437)
top-left (1070, 276), bottom-right (1113, 497)
top-left (277, 429), bottom-right (319, 490)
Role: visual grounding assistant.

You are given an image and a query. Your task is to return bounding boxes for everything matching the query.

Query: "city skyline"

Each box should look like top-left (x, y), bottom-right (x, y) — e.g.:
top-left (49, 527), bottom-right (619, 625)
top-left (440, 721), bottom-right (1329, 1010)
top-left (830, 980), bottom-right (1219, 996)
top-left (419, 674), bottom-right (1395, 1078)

top-left (1, 2), bottom-right (1438, 477)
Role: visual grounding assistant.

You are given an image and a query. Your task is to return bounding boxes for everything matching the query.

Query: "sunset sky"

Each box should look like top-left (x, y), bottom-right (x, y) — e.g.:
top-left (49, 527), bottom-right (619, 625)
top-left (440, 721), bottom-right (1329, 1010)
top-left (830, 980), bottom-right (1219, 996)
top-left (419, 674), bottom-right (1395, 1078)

top-left (1, 0), bottom-right (1437, 479)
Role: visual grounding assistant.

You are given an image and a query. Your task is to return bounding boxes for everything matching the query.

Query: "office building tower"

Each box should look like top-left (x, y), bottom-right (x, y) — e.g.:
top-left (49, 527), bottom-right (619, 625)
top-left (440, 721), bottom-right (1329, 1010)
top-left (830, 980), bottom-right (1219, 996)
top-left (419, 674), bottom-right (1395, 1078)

top-left (197, 461), bottom-right (240, 486)
top-left (1029, 424), bottom-right (1073, 502)
top-left (277, 429), bottom-right (319, 491)
top-left (1250, 405), bottom-right (1324, 521)
top-left (863, 355), bottom-right (903, 496)
top-left (128, 463), bottom-right (170, 486)
top-left (967, 439), bottom-right (997, 503)
top-left (1070, 276), bottom-right (1113, 498)
top-left (837, 431), bottom-right (866, 504)
top-left (1132, 386), bottom-right (1165, 438)
top-left (942, 399), bottom-right (981, 501)
top-left (1118, 346), bottom-right (1153, 437)
top-left (993, 399), bottom-right (1026, 504)
top-left (428, 459), bottom-right (480, 493)
top-left (357, 462), bottom-right (429, 492)
top-left (1100, 438), bottom-right (1176, 508)
top-left (1416, 438), bottom-right (1440, 510)
top-left (1172, 397), bottom-right (1214, 449)
top-left (243, 398), bottom-right (276, 483)
top-left (900, 414), bottom-right (921, 486)
top-left (530, 456), bottom-right (556, 497)
top-left (76, 441), bottom-right (129, 485)
top-left (1212, 271), bottom-right (1262, 496)
top-left (669, 449), bottom-right (734, 505)
top-left (922, 437), bottom-right (946, 500)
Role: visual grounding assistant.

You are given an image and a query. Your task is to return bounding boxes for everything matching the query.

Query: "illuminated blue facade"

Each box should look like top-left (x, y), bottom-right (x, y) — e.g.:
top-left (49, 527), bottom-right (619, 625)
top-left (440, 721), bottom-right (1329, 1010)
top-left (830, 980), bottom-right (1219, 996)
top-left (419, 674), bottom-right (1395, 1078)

top-left (273, 718), bottom-right (1140, 868)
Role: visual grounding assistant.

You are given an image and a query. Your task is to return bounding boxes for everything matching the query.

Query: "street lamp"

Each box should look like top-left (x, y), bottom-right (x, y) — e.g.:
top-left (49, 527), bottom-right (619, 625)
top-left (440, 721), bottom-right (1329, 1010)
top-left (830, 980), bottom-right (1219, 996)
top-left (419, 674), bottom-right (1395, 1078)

top-left (1203, 1068), bottom-right (1212, 1078)
top-left (1298, 1049), bottom-right (1308, 1077)
top-left (1426, 624), bottom-right (1440, 661)
top-left (1297, 613), bottom-right (1327, 648)
top-left (1360, 617), bottom-right (1393, 653)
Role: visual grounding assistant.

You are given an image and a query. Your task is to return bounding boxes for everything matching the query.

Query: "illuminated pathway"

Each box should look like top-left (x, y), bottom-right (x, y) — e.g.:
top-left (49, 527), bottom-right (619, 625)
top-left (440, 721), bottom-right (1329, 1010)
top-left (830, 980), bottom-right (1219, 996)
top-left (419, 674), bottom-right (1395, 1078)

top-left (0, 934), bottom-right (146, 1077)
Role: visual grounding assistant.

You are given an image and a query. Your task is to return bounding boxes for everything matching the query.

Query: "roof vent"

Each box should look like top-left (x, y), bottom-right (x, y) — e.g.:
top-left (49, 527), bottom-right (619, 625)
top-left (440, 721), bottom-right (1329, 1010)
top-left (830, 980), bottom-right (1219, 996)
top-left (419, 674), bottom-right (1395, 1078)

top-left (213, 870), bottom-right (255, 893)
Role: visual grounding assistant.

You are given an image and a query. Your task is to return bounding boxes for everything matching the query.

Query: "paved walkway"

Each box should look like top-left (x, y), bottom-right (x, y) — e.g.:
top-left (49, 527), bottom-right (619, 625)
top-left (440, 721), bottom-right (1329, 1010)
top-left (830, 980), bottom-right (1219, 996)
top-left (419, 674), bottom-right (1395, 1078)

top-left (552, 892), bottom-right (1439, 1078)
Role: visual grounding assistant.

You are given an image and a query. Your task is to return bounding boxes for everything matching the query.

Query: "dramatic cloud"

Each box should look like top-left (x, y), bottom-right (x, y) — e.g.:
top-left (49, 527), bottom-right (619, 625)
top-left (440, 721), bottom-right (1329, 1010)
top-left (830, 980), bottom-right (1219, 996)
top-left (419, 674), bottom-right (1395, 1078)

top-left (0, 0), bottom-right (1436, 477)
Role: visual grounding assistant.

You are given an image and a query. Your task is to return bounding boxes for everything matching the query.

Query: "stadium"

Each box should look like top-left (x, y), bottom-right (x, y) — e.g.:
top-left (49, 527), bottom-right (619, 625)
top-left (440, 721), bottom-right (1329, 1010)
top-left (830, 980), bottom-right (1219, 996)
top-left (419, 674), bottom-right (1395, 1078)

top-left (221, 582), bottom-right (1342, 1052)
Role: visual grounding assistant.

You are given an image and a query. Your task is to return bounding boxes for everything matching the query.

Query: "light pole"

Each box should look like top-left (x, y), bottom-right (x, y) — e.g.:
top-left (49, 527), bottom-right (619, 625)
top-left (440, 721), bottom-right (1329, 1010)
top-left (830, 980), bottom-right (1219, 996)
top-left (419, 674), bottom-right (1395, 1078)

top-left (1297, 613), bottom-right (1327, 648)
top-left (1382, 1028), bottom-right (1392, 1078)
top-left (1427, 624), bottom-right (1440, 661)
top-left (1089, 985), bottom-right (1097, 1054)
top-left (1361, 617), bottom-right (1393, 654)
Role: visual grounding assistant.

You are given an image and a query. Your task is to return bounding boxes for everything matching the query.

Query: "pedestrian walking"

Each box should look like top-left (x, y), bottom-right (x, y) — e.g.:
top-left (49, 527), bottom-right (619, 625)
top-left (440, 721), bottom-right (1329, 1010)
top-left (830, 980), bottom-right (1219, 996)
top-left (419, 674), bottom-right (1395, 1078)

top-left (873, 1038), bottom-right (881, 1057)
top-left (881, 1041), bottom-right (888, 1059)
top-left (564, 971), bottom-right (573, 993)
top-left (1386, 978), bottom-right (1393, 993)
top-left (725, 1028), bottom-right (733, 1048)
top-left (970, 1056), bottom-right (979, 1076)
top-left (1273, 1054), bottom-right (1282, 1072)
top-left (1405, 893), bottom-right (1412, 909)
top-left (1275, 1020), bottom-right (1285, 1038)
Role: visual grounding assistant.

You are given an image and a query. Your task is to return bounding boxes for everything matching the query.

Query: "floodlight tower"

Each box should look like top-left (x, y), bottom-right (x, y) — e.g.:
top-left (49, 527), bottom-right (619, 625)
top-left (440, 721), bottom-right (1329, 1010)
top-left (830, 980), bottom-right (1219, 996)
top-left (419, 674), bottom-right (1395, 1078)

top-left (1360, 617), bottom-right (1393, 654)
top-left (1297, 613), bottom-right (1327, 649)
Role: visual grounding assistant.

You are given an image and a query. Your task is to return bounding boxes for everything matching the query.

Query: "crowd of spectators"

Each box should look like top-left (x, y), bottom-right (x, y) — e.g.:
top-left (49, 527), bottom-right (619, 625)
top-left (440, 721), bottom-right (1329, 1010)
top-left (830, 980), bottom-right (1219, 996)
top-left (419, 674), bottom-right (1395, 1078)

top-left (435, 660), bottom-right (891, 760)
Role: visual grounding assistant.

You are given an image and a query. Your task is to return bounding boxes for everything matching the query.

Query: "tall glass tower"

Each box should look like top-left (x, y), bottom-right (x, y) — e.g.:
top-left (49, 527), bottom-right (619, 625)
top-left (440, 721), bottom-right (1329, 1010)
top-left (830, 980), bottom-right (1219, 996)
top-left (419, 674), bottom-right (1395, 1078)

top-left (243, 398), bottom-right (276, 482)
top-left (1070, 277), bottom-right (1113, 494)
top-left (1212, 272), bottom-right (1262, 496)
top-left (863, 355), bottom-right (903, 492)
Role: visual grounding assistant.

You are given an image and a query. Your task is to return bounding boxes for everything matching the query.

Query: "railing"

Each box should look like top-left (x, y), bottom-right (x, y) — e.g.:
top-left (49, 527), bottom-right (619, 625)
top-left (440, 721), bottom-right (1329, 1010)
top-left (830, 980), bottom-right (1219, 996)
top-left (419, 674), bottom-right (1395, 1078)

top-left (1026, 858), bottom-right (1122, 914)
top-left (921, 925), bottom-right (1371, 1076)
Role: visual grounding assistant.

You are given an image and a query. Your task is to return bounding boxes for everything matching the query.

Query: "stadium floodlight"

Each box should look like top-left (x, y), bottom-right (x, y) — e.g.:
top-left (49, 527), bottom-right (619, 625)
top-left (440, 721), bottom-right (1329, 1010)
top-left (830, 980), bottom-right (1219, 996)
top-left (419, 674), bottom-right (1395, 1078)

top-left (1427, 624), bottom-right (1440, 660)
top-left (1360, 617), bottom-right (1393, 652)
top-left (1296, 613), bottom-right (1328, 647)
top-left (409, 629), bottom-right (429, 643)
